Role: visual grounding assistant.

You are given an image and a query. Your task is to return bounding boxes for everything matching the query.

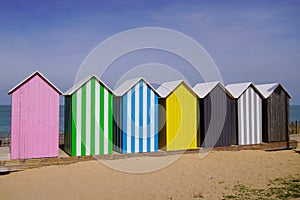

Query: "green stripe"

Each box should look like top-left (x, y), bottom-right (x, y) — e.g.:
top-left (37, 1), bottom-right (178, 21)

top-left (100, 85), bottom-right (104, 154)
top-left (108, 93), bottom-right (113, 154)
top-left (71, 93), bottom-right (77, 156)
top-left (81, 85), bottom-right (86, 156)
top-left (90, 79), bottom-right (95, 155)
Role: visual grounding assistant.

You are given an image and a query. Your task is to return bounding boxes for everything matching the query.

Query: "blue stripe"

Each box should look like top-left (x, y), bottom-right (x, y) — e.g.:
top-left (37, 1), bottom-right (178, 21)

top-left (131, 87), bottom-right (135, 153)
top-left (147, 87), bottom-right (151, 152)
top-left (122, 95), bottom-right (127, 153)
top-left (139, 81), bottom-right (143, 152)
top-left (154, 94), bottom-right (158, 151)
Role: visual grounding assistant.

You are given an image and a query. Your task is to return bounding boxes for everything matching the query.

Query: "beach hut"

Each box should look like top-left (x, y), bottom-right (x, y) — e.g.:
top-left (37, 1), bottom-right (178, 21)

top-left (256, 83), bottom-right (291, 142)
top-left (8, 71), bottom-right (62, 159)
top-left (226, 82), bottom-right (263, 145)
top-left (63, 76), bottom-right (113, 156)
top-left (157, 80), bottom-right (198, 151)
top-left (193, 82), bottom-right (236, 148)
top-left (113, 78), bottom-right (158, 153)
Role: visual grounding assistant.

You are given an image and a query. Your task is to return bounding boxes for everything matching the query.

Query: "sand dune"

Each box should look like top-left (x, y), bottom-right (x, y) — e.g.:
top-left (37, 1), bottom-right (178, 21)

top-left (0, 150), bottom-right (299, 199)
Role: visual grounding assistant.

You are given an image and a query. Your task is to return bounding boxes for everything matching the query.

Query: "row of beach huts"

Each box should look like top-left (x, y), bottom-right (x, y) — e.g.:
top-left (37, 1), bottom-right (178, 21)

top-left (8, 71), bottom-right (291, 159)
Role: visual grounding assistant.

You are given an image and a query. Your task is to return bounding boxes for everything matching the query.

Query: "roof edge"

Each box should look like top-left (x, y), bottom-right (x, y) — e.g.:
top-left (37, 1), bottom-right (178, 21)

top-left (63, 75), bottom-right (114, 96)
top-left (255, 83), bottom-right (292, 99)
top-left (113, 77), bottom-right (159, 97)
top-left (8, 71), bottom-right (62, 95)
top-left (193, 81), bottom-right (234, 99)
top-left (158, 80), bottom-right (198, 98)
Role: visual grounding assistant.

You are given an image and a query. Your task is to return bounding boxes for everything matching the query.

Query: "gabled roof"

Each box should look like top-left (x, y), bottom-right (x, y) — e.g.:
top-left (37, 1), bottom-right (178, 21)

top-left (113, 77), bottom-right (158, 97)
top-left (63, 75), bottom-right (113, 96)
top-left (193, 81), bottom-right (234, 99)
top-left (255, 83), bottom-right (292, 99)
top-left (156, 80), bottom-right (198, 98)
top-left (226, 82), bottom-right (262, 99)
top-left (8, 71), bottom-right (62, 95)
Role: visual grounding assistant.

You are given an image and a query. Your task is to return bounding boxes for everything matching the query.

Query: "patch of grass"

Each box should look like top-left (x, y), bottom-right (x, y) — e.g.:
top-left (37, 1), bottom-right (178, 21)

top-left (166, 195), bottom-right (173, 200)
top-left (223, 175), bottom-right (300, 200)
top-left (192, 191), bottom-right (204, 199)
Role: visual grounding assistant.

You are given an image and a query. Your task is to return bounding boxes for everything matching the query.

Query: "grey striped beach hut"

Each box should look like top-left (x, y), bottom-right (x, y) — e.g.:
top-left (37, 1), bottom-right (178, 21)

top-left (226, 82), bottom-right (263, 145)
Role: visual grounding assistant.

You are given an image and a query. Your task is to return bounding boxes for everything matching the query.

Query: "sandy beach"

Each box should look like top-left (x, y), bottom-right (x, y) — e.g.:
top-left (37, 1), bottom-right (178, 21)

top-left (0, 149), bottom-right (299, 200)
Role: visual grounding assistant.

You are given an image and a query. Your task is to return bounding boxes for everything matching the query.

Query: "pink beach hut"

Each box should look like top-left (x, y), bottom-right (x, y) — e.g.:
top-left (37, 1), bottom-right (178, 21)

top-left (8, 71), bottom-right (62, 160)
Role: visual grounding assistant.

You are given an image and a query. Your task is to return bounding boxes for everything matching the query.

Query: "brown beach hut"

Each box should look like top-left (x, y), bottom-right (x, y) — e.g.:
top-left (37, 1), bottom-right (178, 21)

top-left (256, 83), bottom-right (291, 142)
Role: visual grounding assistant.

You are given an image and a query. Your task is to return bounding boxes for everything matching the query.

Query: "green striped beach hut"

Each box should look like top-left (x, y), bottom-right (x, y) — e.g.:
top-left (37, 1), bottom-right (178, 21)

top-left (63, 76), bottom-right (113, 156)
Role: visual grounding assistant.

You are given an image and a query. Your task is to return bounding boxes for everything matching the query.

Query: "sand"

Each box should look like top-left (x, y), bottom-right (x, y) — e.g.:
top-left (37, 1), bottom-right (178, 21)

top-left (0, 150), bottom-right (299, 200)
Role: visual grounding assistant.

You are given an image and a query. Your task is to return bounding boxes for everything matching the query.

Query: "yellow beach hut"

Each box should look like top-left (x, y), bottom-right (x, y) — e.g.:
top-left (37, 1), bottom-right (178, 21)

top-left (157, 80), bottom-right (198, 151)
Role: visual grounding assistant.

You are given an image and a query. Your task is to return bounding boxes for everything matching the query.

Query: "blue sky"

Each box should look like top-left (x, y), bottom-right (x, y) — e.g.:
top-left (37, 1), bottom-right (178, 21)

top-left (0, 0), bottom-right (299, 104)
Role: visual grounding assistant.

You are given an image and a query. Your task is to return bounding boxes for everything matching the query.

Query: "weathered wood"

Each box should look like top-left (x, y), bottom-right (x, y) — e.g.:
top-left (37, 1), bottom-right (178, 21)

top-left (64, 96), bottom-right (72, 155)
top-left (158, 98), bottom-right (166, 149)
top-left (262, 86), bottom-right (290, 142)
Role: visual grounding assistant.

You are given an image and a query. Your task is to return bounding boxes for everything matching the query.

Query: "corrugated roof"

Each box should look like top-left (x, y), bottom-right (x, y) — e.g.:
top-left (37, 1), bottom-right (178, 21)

top-left (63, 75), bottom-right (113, 96)
top-left (156, 80), bottom-right (183, 98)
top-left (226, 82), bottom-right (253, 98)
top-left (156, 80), bottom-right (197, 98)
top-left (255, 83), bottom-right (292, 99)
top-left (193, 81), bottom-right (234, 98)
top-left (8, 71), bottom-right (62, 95)
top-left (193, 81), bottom-right (219, 98)
top-left (113, 77), bottom-right (158, 97)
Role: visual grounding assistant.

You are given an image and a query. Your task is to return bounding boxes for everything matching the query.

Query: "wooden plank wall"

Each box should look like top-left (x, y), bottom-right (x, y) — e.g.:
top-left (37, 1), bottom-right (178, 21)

top-left (64, 96), bottom-right (72, 155)
top-left (263, 87), bottom-right (289, 142)
top-left (165, 84), bottom-right (197, 151)
top-left (200, 85), bottom-right (236, 147)
top-left (11, 75), bottom-right (59, 159)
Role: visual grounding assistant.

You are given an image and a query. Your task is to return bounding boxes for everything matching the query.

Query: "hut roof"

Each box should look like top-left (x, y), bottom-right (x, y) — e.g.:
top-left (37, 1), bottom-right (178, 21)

top-left (63, 75), bottom-right (113, 96)
top-left (8, 71), bottom-right (62, 95)
top-left (193, 81), bottom-right (234, 98)
top-left (113, 77), bottom-right (158, 97)
top-left (226, 82), bottom-right (262, 99)
top-left (255, 83), bottom-right (292, 99)
top-left (156, 80), bottom-right (198, 98)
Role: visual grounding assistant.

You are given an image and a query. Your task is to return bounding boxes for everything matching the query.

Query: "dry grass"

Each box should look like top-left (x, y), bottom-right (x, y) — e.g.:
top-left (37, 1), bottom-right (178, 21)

top-left (223, 175), bottom-right (300, 200)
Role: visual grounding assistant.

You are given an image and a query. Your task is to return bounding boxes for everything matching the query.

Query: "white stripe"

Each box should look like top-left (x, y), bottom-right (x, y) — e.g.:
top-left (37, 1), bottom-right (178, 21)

top-left (245, 89), bottom-right (250, 145)
top-left (257, 97), bottom-right (262, 143)
top-left (104, 89), bottom-right (109, 154)
top-left (95, 83), bottom-right (100, 155)
top-left (143, 83), bottom-right (147, 152)
top-left (247, 89), bottom-right (250, 145)
top-left (86, 81), bottom-right (91, 155)
top-left (127, 90), bottom-right (131, 153)
top-left (99, 84), bottom-right (102, 153)
top-left (150, 91), bottom-right (155, 151)
top-left (239, 97), bottom-right (243, 145)
top-left (76, 89), bottom-right (82, 156)
top-left (251, 89), bottom-right (255, 144)
top-left (135, 84), bottom-right (139, 153)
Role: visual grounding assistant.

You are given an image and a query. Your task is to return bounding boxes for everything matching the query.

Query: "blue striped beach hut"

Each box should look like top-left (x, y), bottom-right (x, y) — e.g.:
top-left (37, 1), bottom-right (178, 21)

top-left (113, 78), bottom-right (159, 153)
